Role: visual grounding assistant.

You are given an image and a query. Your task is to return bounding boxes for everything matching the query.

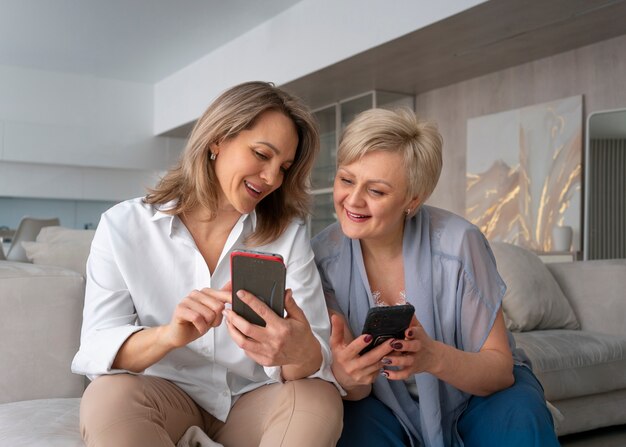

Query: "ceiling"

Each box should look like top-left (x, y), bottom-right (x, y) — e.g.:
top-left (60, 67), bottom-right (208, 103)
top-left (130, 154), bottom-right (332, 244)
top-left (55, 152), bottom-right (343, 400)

top-left (2, 0), bottom-right (626, 137)
top-left (0, 0), bottom-right (301, 83)
top-left (282, 0), bottom-right (626, 110)
top-left (163, 0), bottom-right (626, 137)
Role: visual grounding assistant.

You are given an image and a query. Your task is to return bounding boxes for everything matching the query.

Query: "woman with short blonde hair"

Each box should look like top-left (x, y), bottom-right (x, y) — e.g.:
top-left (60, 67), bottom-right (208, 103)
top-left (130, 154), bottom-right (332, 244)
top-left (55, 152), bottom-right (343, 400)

top-left (336, 107), bottom-right (442, 207)
top-left (314, 108), bottom-right (558, 446)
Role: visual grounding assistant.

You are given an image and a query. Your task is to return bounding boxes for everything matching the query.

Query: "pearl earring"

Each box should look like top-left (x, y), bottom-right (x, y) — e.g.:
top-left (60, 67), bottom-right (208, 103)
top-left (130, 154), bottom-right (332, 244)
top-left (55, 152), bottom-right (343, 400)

top-left (210, 152), bottom-right (217, 161)
top-left (405, 208), bottom-right (411, 216)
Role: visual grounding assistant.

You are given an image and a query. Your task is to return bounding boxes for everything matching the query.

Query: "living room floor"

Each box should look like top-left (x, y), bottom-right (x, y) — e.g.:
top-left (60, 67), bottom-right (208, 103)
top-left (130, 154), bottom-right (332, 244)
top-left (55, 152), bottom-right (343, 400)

top-left (559, 425), bottom-right (626, 446)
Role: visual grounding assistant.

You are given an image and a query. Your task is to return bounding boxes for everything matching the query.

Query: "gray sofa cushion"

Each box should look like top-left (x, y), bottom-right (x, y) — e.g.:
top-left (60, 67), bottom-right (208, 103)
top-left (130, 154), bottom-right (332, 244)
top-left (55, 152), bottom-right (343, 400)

top-left (490, 242), bottom-right (580, 331)
top-left (514, 330), bottom-right (626, 401)
top-left (0, 398), bottom-right (82, 446)
top-left (547, 260), bottom-right (626, 337)
top-left (0, 261), bottom-right (85, 404)
top-left (22, 226), bottom-right (95, 277)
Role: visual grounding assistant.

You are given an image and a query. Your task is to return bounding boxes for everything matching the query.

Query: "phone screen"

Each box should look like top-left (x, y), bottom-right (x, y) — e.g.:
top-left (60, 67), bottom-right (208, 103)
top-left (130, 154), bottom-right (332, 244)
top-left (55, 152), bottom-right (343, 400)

top-left (359, 304), bottom-right (415, 355)
top-left (231, 250), bottom-right (286, 327)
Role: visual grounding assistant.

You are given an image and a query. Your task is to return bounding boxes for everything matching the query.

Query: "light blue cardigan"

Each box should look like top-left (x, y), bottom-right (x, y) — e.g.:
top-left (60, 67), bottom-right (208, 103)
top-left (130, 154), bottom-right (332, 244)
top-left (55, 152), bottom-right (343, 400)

top-left (312, 206), bottom-right (529, 447)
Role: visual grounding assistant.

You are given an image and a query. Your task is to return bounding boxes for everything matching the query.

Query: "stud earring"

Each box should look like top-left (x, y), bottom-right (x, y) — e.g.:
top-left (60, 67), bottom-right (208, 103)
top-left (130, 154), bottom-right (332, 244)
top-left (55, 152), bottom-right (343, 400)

top-left (405, 208), bottom-right (411, 216)
top-left (210, 152), bottom-right (217, 161)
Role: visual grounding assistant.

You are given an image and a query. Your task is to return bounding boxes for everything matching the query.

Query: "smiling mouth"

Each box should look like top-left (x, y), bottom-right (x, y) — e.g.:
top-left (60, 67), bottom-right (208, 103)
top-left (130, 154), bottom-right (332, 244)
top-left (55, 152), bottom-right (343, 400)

top-left (244, 180), bottom-right (262, 197)
top-left (345, 209), bottom-right (370, 221)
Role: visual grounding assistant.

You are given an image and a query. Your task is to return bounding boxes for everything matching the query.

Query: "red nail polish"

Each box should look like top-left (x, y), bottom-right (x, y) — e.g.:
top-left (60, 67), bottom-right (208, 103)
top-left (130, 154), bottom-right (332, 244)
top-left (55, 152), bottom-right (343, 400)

top-left (407, 330), bottom-right (414, 337)
top-left (364, 334), bottom-right (373, 343)
top-left (392, 342), bottom-right (403, 350)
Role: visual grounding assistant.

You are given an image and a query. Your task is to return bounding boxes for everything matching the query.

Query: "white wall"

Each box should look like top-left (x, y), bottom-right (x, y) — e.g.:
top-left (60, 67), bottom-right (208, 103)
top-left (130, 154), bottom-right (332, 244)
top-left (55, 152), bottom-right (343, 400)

top-left (0, 160), bottom-right (162, 201)
top-left (154, 0), bottom-right (487, 134)
top-left (0, 64), bottom-right (185, 201)
top-left (1, 0), bottom-right (490, 219)
top-left (0, 196), bottom-right (115, 230)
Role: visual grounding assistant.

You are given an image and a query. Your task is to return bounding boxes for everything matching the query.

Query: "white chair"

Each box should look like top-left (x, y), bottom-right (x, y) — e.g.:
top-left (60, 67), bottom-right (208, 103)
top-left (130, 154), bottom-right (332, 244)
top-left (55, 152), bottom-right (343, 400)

top-left (5, 217), bottom-right (60, 262)
top-left (0, 226), bottom-right (14, 261)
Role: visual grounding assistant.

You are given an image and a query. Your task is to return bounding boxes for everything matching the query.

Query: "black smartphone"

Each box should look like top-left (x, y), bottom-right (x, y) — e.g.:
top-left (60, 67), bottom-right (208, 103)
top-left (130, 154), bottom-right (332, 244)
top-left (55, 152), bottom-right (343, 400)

top-left (359, 304), bottom-right (415, 355)
top-left (231, 249), bottom-right (286, 327)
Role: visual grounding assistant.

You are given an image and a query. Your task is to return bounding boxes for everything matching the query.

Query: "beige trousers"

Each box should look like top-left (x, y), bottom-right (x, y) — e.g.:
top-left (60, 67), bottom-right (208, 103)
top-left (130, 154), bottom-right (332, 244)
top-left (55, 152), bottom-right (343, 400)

top-left (80, 374), bottom-right (343, 447)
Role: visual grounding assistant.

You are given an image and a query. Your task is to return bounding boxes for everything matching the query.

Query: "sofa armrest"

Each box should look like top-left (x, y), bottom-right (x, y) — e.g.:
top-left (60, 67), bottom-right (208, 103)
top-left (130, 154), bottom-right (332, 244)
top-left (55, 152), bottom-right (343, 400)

top-left (547, 260), bottom-right (626, 337)
top-left (0, 261), bottom-right (85, 404)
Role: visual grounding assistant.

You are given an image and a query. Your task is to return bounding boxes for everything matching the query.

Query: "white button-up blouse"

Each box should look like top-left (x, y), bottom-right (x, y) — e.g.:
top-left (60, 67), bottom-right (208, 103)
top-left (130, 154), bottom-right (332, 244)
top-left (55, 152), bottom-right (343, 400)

top-left (71, 198), bottom-right (336, 421)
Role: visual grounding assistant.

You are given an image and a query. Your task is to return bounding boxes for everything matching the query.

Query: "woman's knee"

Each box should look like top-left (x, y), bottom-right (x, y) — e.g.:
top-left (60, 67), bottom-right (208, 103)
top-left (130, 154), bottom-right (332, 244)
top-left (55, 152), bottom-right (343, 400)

top-left (80, 374), bottom-right (201, 447)
top-left (80, 374), bottom-right (146, 434)
top-left (501, 366), bottom-right (555, 426)
top-left (290, 379), bottom-right (343, 420)
top-left (339, 397), bottom-right (408, 447)
top-left (282, 379), bottom-right (343, 443)
top-left (459, 366), bottom-right (559, 447)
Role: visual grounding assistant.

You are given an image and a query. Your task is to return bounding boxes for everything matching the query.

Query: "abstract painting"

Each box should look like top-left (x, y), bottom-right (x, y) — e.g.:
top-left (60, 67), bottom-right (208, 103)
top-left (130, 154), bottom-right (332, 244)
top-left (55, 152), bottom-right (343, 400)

top-left (466, 96), bottom-right (582, 252)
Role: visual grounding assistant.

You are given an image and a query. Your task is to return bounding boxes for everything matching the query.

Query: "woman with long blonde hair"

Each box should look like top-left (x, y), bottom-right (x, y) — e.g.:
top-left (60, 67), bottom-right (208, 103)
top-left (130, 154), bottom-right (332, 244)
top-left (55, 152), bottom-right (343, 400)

top-left (73, 81), bottom-right (342, 447)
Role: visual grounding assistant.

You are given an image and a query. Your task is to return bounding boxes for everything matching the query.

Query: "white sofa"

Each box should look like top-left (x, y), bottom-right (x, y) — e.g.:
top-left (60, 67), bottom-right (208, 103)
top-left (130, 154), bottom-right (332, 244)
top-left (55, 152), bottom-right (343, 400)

top-left (0, 260), bottom-right (85, 446)
top-left (0, 232), bottom-right (625, 445)
top-left (490, 242), bottom-right (626, 436)
top-left (512, 260), bottom-right (626, 435)
top-left (0, 227), bottom-right (93, 446)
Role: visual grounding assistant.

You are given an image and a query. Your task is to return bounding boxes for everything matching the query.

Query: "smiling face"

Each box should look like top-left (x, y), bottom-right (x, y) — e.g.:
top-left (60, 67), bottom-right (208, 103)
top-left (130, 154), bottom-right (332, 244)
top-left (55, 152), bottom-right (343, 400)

top-left (212, 109), bottom-right (298, 215)
top-left (334, 150), bottom-right (420, 244)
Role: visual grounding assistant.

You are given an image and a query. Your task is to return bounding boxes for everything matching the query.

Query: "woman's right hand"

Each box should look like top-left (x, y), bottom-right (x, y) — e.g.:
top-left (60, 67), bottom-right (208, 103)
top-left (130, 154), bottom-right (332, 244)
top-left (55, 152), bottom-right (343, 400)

top-left (329, 313), bottom-right (394, 399)
top-left (112, 285), bottom-right (231, 373)
top-left (162, 286), bottom-right (230, 349)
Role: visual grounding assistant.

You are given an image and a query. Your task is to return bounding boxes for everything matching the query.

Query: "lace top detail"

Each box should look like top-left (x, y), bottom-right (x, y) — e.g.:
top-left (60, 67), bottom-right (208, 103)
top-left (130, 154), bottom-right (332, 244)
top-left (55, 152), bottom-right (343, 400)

top-left (372, 290), bottom-right (407, 307)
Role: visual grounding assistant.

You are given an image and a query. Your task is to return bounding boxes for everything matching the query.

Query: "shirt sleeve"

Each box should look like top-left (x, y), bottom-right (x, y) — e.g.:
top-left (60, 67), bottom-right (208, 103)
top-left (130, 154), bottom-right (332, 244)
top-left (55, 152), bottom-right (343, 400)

top-left (262, 223), bottom-right (340, 390)
top-left (457, 228), bottom-right (507, 353)
top-left (71, 212), bottom-right (147, 378)
top-left (311, 227), bottom-right (343, 314)
top-left (318, 263), bottom-right (343, 314)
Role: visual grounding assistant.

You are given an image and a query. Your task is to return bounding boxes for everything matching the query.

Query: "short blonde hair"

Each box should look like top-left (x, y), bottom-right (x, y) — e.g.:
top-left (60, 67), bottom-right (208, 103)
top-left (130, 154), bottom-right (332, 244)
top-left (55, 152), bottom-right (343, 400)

top-left (337, 108), bottom-right (442, 205)
top-left (145, 81), bottom-right (319, 245)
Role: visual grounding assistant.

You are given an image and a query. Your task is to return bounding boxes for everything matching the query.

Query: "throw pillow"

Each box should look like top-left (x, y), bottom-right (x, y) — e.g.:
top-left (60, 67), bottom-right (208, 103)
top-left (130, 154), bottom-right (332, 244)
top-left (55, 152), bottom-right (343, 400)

top-left (36, 226), bottom-right (96, 245)
top-left (22, 226), bottom-right (95, 276)
top-left (490, 241), bottom-right (580, 332)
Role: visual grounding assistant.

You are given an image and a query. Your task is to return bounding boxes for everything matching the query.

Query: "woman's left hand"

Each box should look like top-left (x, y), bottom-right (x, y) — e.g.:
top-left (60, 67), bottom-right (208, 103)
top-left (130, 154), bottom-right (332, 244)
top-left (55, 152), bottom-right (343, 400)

top-left (380, 321), bottom-right (439, 380)
top-left (382, 310), bottom-right (515, 395)
top-left (224, 288), bottom-right (322, 379)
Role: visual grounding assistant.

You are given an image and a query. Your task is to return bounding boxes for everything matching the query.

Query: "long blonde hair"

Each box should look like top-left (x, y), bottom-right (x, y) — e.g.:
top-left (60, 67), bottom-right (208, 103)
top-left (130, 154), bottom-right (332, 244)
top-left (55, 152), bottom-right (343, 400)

top-left (145, 81), bottom-right (319, 245)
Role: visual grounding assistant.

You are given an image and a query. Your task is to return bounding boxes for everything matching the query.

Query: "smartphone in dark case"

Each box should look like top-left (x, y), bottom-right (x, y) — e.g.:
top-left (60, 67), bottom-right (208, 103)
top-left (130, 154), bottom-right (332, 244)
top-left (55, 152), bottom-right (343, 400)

top-left (359, 304), bottom-right (415, 355)
top-left (231, 249), bottom-right (286, 327)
